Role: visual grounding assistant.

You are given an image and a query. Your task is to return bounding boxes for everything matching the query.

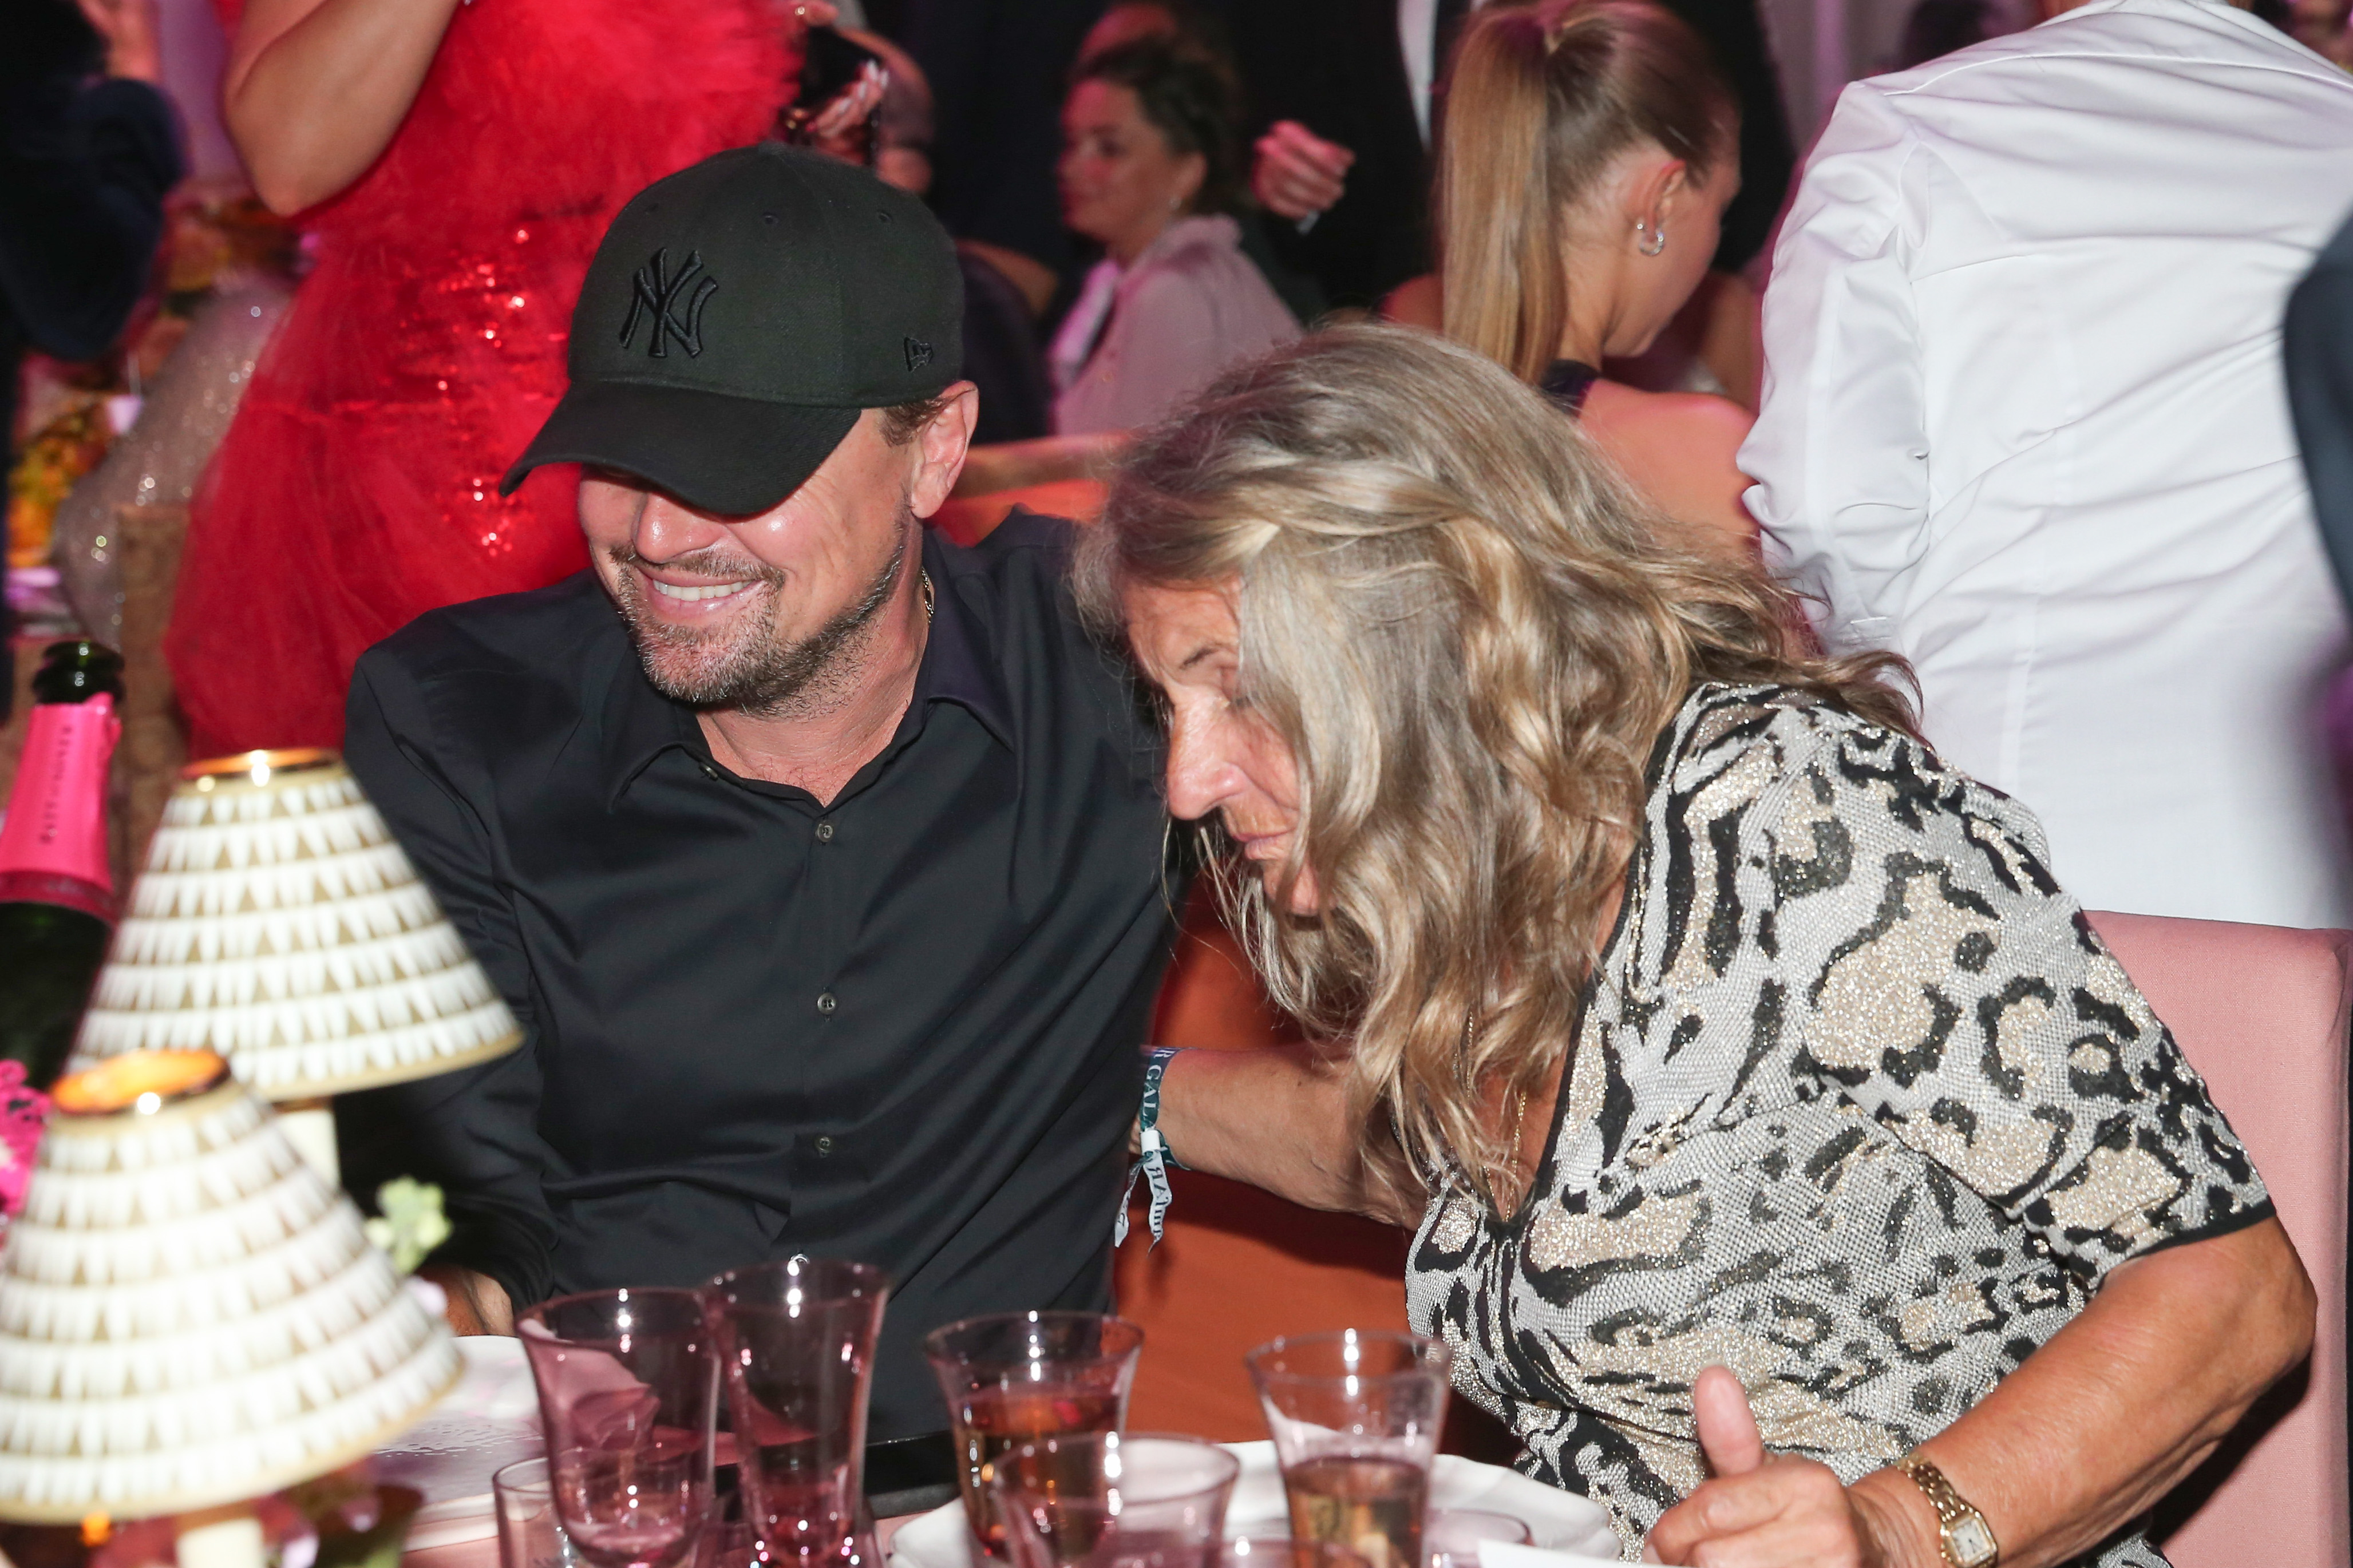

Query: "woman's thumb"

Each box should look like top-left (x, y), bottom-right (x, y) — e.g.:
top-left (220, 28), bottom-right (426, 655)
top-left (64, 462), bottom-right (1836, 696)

top-left (1692, 1364), bottom-right (1766, 1477)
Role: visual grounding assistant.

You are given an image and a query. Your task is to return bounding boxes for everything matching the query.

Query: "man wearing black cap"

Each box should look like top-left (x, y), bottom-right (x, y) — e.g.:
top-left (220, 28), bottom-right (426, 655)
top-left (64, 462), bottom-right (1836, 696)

top-left (340, 146), bottom-right (1175, 1483)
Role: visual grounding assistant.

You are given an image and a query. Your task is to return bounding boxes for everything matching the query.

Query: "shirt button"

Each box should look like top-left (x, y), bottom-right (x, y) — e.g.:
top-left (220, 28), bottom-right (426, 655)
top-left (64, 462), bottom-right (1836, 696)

top-left (815, 821), bottom-right (835, 842)
top-left (813, 1136), bottom-right (835, 1157)
top-left (816, 991), bottom-right (838, 1015)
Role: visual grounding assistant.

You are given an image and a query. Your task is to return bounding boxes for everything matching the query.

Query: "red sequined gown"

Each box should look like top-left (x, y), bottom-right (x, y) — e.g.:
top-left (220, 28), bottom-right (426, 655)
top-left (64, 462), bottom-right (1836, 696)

top-left (169, 0), bottom-right (784, 756)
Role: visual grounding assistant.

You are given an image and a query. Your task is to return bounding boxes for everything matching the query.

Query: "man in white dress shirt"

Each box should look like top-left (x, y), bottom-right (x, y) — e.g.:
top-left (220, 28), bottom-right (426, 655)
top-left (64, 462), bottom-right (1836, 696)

top-left (1743, 0), bottom-right (2353, 928)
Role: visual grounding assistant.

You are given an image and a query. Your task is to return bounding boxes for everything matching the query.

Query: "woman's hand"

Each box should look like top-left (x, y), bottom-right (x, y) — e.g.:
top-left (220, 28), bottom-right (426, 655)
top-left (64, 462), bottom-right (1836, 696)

top-left (1251, 121), bottom-right (1353, 221)
top-left (77, 0), bottom-right (161, 83)
top-left (1647, 1368), bottom-right (1928, 1568)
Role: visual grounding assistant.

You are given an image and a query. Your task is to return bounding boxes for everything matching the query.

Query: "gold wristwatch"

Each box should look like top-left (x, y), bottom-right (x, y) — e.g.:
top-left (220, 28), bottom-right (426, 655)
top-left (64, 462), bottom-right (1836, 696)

top-left (1893, 1454), bottom-right (1998, 1568)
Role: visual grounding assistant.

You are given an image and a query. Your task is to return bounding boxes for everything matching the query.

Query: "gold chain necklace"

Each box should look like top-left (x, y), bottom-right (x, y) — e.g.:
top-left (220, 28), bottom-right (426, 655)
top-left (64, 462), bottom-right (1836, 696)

top-left (920, 569), bottom-right (935, 623)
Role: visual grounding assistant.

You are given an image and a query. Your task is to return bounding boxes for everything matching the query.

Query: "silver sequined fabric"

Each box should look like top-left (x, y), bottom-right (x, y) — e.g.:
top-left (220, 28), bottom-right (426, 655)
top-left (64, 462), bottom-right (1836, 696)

top-left (54, 283), bottom-right (292, 643)
top-left (1405, 684), bottom-right (2269, 1564)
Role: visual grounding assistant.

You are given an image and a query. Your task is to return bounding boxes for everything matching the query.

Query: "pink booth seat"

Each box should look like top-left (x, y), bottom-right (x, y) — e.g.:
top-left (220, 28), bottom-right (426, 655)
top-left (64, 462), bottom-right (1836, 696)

top-left (2088, 912), bottom-right (2352, 1568)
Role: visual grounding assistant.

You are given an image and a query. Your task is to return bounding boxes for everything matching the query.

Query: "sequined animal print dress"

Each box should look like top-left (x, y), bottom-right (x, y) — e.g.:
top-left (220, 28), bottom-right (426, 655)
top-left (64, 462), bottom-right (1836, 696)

top-left (1406, 683), bottom-right (2270, 1565)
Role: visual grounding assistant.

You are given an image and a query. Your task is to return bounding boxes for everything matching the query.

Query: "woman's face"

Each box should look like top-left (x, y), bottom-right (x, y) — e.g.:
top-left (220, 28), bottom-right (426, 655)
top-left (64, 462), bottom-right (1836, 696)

top-left (1123, 580), bottom-right (1320, 915)
top-left (1059, 79), bottom-right (1205, 262)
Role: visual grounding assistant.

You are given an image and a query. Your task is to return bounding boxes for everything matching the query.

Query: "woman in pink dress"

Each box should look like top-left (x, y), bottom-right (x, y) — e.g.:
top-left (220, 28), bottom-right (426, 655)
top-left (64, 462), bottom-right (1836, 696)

top-left (169, 0), bottom-right (794, 755)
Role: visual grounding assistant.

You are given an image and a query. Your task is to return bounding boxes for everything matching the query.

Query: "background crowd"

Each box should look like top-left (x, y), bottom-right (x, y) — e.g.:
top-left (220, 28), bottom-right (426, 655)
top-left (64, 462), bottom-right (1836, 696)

top-left (11, 0), bottom-right (2353, 1561)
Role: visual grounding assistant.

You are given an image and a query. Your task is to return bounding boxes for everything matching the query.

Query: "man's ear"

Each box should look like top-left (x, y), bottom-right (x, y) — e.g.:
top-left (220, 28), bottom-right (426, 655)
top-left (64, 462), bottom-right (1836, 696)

top-left (909, 382), bottom-right (981, 521)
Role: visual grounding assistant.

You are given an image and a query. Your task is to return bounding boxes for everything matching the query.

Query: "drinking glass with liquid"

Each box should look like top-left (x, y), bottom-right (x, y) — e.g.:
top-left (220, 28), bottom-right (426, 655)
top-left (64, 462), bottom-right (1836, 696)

top-left (703, 1257), bottom-right (892, 1568)
top-left (495, 1457), bottom-right (583, 1568)
top-left (1217, 1543), bottom-right (1369, 1568)
top-left (1245, 1331), bottom-right (1451, 1568)
top-left (991, 1431), bottom-right (1238, 1568)
top-left (520, 1288), bottom-right (722, 1568)
top-left (923, 1312), bottom-right (1145, 1562)
top-left (1419, 1510), bottom-right (1532, 1568)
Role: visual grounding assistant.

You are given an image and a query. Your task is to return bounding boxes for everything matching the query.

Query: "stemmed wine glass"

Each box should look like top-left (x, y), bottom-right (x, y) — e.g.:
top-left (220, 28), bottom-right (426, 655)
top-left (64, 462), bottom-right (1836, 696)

top-left (520, 1288), bottom-right (722, 1568)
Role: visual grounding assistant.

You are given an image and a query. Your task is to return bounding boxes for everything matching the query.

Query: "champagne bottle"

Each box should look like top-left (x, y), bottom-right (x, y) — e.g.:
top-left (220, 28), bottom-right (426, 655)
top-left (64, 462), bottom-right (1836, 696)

top-left (0, 640), bottom-right (125, 1097)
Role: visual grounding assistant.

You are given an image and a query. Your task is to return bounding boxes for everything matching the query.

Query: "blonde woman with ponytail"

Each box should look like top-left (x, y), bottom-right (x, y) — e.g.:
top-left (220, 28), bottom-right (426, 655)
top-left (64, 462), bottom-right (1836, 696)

top-left (1081, 326), bottom-right (2311, 1568)
top-left (1436, 0), bottom-right (1755, 559)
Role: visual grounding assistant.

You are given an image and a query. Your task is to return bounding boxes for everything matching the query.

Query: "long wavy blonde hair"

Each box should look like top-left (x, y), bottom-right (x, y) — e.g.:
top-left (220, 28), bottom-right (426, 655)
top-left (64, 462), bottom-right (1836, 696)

top-left (1073, 326), bottom-right (1913, 1207)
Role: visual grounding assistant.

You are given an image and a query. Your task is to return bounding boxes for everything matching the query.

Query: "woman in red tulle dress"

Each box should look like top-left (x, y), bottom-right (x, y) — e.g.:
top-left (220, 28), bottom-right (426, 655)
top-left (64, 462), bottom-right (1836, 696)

top-left (168, 0), bottom-right (797, 756)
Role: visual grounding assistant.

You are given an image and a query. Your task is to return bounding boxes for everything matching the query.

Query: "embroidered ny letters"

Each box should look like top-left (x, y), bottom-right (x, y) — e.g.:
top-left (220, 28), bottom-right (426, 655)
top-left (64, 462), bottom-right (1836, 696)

top-left (620, 248), bottom-right (718, 359)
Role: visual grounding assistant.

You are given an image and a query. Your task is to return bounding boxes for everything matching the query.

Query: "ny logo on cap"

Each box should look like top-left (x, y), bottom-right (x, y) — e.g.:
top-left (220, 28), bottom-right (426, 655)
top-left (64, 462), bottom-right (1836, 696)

top-left (620, 248), bottom-right (718, 359)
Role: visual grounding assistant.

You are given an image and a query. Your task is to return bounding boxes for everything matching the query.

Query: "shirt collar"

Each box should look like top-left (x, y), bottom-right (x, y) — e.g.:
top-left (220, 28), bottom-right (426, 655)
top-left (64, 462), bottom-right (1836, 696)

top-left (599, 527), bottom-right (1014, 807)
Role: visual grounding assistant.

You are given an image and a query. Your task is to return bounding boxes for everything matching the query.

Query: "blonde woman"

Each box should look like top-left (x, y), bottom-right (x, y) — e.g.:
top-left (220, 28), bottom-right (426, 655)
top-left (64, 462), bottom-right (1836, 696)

top-left (1438, 1), bottom-right (1754, 559)
top-left (1077, 327), bottom-right (2310, 1568)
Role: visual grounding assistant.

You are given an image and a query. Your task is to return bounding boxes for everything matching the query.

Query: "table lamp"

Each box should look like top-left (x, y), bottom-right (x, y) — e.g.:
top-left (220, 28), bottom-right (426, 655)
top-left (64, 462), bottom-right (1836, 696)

top-left (68, 749), bottom-right (521, 1182)
top-left (0, 1050), bottom-right (461, 1568)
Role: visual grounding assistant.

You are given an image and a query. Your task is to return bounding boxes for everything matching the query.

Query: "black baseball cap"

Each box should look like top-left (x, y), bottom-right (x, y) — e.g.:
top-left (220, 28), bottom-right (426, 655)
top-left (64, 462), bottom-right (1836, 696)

top-left (503, 144), bottom-right (964, 516)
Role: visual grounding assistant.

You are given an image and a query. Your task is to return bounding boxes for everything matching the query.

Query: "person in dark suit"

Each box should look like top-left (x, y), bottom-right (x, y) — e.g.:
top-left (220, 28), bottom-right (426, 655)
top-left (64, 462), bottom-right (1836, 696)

top-left (1227, 0), bottom-right (1440, 311)
top-left (895, 0), bottom-right (1112, 282)
top-left (1226, 0), bottom-right (1794, 312)
top-left (0, 0), bottom-right (182, 699)
top-left (2287, 205), bottom-right (2353, 612)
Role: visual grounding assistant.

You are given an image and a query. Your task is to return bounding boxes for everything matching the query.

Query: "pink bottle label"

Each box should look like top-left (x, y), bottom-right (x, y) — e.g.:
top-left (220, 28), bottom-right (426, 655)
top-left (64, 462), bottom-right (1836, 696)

top-left (0, 694), bottom-right (119, 900)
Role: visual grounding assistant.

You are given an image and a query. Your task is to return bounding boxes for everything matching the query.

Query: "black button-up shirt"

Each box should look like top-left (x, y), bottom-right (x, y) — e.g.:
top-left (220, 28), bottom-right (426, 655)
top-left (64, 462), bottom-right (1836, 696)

top-left (341, 515), bottom-right (1175, 1438)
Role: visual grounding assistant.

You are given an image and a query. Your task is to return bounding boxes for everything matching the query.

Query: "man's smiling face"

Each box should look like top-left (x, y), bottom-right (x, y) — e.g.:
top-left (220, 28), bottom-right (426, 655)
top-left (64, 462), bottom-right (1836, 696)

top-left (578, 406), bottom-right (919, 717)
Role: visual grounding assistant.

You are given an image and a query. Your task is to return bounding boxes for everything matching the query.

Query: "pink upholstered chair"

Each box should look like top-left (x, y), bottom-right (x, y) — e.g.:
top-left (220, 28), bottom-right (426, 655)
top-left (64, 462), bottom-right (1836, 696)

top-left (2089, 912), bottom-right (2352, 1568)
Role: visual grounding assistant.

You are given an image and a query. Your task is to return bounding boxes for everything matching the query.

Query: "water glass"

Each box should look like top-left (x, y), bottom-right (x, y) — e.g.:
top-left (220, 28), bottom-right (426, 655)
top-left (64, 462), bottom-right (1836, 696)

top-left (703, 1257), bottom-right (892, 1568)
top-left (990, 1432), bottom-right (1239, 1568)
top-left (520, 1288), bottom-right (722, 1568)
top-left (1421, 1511), bottom-right (1532, 1568)
top-left (495, 1458), bottom-right (582, 1568)
top-left (1219, 1542), bottom-right (1370, 1568)
top-left (924, 1312), bottom-right (1145, 1562)
top-left (1245, 1331), bottom-right (1452, 1568)
top-left (697, 1520), bottom-right (761, 1568)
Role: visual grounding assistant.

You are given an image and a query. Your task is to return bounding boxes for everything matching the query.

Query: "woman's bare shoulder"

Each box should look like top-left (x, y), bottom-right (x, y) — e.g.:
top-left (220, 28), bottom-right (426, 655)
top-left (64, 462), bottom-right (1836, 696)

top-left (1579, 382), bottom-right (1751, 460)
top-left (1577, 383), bottom-right (1757, 557)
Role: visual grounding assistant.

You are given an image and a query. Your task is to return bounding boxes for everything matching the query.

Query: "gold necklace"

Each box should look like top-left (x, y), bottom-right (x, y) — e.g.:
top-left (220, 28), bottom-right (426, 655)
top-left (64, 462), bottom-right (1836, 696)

top-left (920, 569), bottom-right (935, 623)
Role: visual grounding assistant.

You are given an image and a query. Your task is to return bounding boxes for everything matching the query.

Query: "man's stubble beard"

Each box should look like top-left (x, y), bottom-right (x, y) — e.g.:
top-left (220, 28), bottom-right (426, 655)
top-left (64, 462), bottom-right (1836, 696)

top-left (608, 514), bottom-right (913, 721)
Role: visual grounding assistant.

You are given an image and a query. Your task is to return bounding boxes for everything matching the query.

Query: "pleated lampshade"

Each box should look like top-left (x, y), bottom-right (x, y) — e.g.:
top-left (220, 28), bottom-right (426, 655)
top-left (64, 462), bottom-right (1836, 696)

top-left (69, 749), bottom-right (521, 1100)
top-left (0, 1051), bottom-right (461, 1523)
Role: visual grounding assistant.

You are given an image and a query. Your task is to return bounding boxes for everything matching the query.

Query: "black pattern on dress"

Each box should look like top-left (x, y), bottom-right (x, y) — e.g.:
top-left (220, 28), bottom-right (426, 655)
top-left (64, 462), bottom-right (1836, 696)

top-left (1405, 684), bottom-right (2270, 1563)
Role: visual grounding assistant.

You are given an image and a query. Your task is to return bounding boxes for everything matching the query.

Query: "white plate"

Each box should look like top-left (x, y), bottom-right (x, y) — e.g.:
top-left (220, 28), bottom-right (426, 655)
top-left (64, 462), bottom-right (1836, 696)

top-left (885, 1442), bottom-right (1619, 1568)
top-left (374, 1337), bottom-right (545, 1550)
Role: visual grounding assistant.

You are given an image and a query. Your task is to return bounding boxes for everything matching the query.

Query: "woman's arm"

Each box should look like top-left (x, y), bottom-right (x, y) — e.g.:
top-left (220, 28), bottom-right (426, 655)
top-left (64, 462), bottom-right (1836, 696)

top-left (950, 431), bottom-right (1125, 497)
top-left (421, 1263), bottom-right (515, 1335)
top-left (1152, 1044), bottom-right (1419, 1228)
top-left (1650, 1217), bottom-right (2314, 1568)
top-left (220, 0), bottom-right (463, 213)
top-left (222, 0), bottom-right (838, 215)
